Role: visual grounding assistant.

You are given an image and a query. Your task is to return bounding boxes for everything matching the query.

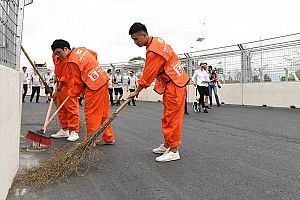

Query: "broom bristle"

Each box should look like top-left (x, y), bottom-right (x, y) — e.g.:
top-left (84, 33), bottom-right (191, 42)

top-left (25, 131), bottom-right (52, 146)
top-left (11, 99), bottom-right (131, 192)
top-left (11, 138), bottom-right (93, 191)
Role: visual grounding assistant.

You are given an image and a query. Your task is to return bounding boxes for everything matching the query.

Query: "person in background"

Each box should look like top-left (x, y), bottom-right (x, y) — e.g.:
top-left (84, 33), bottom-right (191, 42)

top-left (43, 69), bottom-right (54, 103)
top-left (192, 62), bottom-right (210, 113)
top-left (184, 93), bottom-right (189, 115)
top-left (107, 69), bottom-right (115, 106)
top-left (29, 70), bottom-right (43, 103)
top-left (22, 66), bottom-right (29, 103)
top-left (113, 69), bottom-right (124, 106)
top-left (127, 70), bottom-right (137, 106)
top-left (128, 22), bottom-right (189, 162)
top-left (208, 65), bottom-right (221, 107)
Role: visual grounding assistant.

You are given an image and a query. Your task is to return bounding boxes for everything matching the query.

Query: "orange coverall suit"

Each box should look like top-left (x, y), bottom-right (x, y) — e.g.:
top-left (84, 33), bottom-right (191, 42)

top-left (53, 55), bottom-right (80, 133)
top-left (66, 48), bottom-right (115, 142)
top-left (138, 37), bottom-right (189, 149)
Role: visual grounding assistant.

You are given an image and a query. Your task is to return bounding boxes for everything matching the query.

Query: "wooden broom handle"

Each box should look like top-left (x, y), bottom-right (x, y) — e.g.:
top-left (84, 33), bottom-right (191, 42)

top-left (44, 96), bottom-right (70, 128)
top-left (42, 83), bottom-right (57, 132)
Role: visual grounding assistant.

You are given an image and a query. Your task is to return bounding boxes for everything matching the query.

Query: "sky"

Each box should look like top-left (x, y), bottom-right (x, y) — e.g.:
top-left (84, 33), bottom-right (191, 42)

top-left (20, 0), bottom-right (300, 68)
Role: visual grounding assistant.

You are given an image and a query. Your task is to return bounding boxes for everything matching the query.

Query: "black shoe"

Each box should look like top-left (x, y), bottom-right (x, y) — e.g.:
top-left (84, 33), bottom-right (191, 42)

top-left (22, 100), bottom-right (25, 103)
top-left (193, 102), bottom-right (199, 113)
top-left (203, 109), bottom-right (208, 113)
top-left (185, 112), bottom-right (189, 115)
top-left (217, 104), bottom-right (221, 107)
top-left (133, 104), bottom-right (136, 106)
top-left (36, 101), bottom-right (39, 103)
top-left (207, 106), bottom-right (211, 109)
top-left (30, 99), bottom-right (32, 102)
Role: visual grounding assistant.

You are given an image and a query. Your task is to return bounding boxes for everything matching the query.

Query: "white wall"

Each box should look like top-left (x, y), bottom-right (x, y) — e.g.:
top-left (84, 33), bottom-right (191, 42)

top-left (219, 82), bottom-right (300, 108)
top-left (0, 66), bottom-right (21, 200)
top-left (134, 82), bottom-right (300, 108)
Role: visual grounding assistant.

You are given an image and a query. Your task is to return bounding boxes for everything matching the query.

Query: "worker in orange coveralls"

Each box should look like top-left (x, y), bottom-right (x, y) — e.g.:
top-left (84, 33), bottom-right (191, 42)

top-left (51, 39), bottom-right (115, 145)
top-left (128, 22), bottom-right (189, 162)
top-left (51, 54), bottom-right (80, 142)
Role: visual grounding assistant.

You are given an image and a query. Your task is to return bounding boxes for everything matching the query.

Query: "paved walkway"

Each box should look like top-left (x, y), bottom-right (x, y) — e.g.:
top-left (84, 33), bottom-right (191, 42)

top-left (8, 98), bottom-right (300, 200)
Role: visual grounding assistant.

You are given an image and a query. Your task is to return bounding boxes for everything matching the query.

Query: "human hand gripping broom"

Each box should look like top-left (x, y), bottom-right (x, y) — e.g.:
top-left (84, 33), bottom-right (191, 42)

top-left (11, 97), bottom-right (132, 191)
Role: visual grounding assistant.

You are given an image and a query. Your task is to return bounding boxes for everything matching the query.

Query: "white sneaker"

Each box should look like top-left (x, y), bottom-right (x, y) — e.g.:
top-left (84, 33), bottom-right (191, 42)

top-left (152, 144), bottom-right (168, 154)
top-left (51, 129), bottom-right (69, 138)
top-left (67, 131), bottom-right (79, 142)
top-left (155, 149), bottom-right (180, 162)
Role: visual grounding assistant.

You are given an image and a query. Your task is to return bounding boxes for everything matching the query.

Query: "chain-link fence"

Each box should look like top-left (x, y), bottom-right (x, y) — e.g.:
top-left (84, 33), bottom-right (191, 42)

top-left (102, 60), bottom-right (145, 81)
top-left (0, 0), bottom-right (19, 69)
top-left (102, 33), bottom-right (300, 84)
top-left (180, 33), bottom-right (300, 84)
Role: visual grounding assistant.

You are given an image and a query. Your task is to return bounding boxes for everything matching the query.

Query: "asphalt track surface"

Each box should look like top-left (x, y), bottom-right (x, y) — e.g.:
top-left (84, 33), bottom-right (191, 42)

top-left (8, 97), bottom-right (300, 200)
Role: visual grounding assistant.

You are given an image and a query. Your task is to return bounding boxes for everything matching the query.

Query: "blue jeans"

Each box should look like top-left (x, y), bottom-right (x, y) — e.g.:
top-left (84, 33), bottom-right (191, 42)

top-left (208, 83), bottom-right (220, 106)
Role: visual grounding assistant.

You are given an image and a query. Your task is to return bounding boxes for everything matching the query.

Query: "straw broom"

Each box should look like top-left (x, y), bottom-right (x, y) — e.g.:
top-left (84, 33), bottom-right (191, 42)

top-left (11, 98), bottom-right (131, 191)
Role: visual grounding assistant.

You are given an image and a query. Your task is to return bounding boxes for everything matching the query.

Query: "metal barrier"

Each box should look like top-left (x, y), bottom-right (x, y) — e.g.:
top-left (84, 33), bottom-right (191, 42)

top-left (102, 33), bottom-right (300, 84)
top-left (179, 33), bottom-right (300, 83)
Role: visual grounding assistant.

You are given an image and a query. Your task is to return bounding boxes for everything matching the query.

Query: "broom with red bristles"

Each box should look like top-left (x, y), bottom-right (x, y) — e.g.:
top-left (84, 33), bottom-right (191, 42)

top-left (21, 45), bottom-right (62, 147)
top-left (25, 95), bottom-right (70, 146)
top-left (25, 84), bottom-right (56, 147)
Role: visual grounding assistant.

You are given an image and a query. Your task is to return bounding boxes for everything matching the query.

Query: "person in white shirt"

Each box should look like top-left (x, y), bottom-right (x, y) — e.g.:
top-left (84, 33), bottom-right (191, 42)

top-left (107, 69), bottom-right (114, 105)
top-left (113, 69), bottom-right (124, 106)
top-left (29, 70), bottom-right (43, 103)
top-left (126, 70), bottom-right (137, 106)
top-left (22, 66), bottom-right (29, 103)
top-left (192, 62), bottom-right (210, 113)
top-left (43, 69), bottom-right (54, 103)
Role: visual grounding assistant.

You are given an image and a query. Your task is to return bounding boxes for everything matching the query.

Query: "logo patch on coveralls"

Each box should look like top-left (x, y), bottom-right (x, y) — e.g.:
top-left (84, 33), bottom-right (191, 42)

top-left (173, 63), bottom-right (184, 76)
top-left (88, 69), bottom-right (99, 81)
